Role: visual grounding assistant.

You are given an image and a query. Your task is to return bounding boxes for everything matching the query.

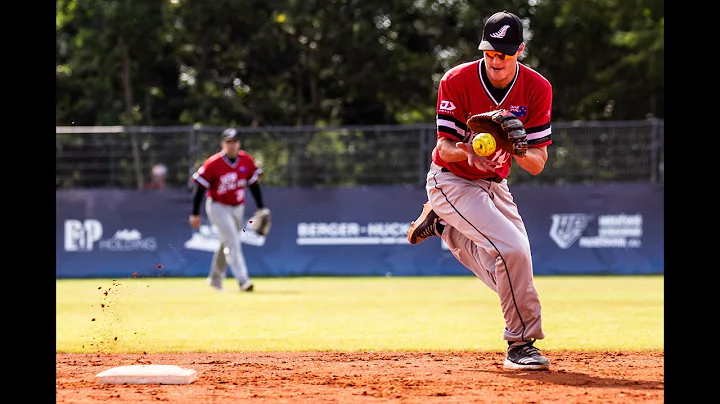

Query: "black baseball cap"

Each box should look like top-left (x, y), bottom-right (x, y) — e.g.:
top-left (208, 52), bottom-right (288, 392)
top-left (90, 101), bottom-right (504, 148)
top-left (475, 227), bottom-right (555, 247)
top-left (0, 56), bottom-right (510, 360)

top-left (477, 10), bottom-right (523, 55)
top-left (221, 128), bottom-right (240, 141)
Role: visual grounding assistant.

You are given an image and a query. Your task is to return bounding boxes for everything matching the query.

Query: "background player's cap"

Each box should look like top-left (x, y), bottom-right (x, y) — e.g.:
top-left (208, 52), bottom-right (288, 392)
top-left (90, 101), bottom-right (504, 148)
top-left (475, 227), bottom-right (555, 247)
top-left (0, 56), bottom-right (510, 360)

top-left (477, 10), bottom-right (523, 55)
top-left (221, 128), bottom-right (240, 141)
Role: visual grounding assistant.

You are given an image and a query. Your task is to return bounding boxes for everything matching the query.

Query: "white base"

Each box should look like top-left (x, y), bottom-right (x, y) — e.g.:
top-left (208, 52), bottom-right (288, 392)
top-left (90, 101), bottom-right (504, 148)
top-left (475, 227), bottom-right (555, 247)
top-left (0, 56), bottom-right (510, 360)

top-left (95, 364), bottom-right (198, 384)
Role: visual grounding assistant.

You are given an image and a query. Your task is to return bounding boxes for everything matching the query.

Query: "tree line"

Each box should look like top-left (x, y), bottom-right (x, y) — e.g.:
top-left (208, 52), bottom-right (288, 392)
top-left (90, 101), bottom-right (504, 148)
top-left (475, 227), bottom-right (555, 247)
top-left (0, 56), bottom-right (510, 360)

top-left (56, 0), bottom-right (663, 128)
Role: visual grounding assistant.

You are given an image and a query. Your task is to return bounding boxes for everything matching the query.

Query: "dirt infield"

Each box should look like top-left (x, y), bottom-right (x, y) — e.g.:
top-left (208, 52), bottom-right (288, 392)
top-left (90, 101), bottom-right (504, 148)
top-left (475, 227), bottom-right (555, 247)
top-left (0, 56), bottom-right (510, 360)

top-left (56, 351), bottom-right (663, 403)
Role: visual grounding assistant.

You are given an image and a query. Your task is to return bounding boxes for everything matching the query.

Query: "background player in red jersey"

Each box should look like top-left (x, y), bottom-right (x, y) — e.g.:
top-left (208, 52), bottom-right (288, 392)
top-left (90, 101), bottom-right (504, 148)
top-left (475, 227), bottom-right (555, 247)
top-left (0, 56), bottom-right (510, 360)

top-left (407, 10), bottom-right (553, 370)
top-left (189, 128), bottom-right (268, 292)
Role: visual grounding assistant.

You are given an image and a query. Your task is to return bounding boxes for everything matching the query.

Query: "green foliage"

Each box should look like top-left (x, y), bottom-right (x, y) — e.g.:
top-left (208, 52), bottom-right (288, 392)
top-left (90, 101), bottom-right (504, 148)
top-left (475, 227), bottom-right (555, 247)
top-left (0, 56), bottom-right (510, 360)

top-left (56, 1), bottom-right (663, 126)
top-left (529, 0), bottom-right (663, 120)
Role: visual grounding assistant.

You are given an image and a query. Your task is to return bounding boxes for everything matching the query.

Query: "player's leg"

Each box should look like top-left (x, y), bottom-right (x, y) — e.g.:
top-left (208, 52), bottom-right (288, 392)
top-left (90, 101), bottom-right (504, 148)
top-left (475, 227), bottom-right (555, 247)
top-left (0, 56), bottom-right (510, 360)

top-left (430, 179), bottom-right (548, 370)
top-left (440, 225), bottom-right (499, 291)
top-left (207, 242), bottom-right (227, 288)
top-left (421, 164), bottom-right (497, 283)
top-left (211, 242), bottom-right (228, 277)
top-left (489, 181), bottom-right (530, 238)
top-left (421, 164), bottom-right (548, 369)
top-left (430, 179), bottom-right (543, 341)
top-left (206, 201), bottom-right (252, 291)
top-left (230, 204), bottom-right (253, 292)
top-left (488, 181), bottom-right (544, 342)
top-left (205, 198), bottom-right (227, 291)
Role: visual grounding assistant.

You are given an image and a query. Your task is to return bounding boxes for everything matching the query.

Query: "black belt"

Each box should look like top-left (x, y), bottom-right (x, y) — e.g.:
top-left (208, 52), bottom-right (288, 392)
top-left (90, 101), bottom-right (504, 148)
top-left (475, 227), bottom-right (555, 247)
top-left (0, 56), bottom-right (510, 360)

top-left (441, 167), bottom-right (503, 183)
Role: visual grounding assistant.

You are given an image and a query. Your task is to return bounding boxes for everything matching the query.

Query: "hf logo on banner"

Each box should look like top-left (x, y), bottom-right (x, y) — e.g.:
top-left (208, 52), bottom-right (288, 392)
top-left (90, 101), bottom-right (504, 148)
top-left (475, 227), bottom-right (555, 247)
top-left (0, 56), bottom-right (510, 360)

top-left (549, 213), bottom-right (643, 249)
top-left (549, 214), bottom-right (590, 249)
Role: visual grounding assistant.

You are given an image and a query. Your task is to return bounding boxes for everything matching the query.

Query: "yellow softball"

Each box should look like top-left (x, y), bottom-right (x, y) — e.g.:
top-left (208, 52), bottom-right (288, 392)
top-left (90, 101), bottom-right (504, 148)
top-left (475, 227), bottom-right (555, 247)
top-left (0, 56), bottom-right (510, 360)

top-left (472, 132), bottom-right (496, 156)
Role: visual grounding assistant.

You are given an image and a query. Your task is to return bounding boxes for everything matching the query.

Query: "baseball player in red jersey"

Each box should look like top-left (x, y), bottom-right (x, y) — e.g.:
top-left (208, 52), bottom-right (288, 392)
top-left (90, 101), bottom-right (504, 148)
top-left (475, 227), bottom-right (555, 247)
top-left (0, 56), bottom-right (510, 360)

top-left (407, 10), bottom-right (553, 370)
top-left (189, 128), bottom-right (268, 292)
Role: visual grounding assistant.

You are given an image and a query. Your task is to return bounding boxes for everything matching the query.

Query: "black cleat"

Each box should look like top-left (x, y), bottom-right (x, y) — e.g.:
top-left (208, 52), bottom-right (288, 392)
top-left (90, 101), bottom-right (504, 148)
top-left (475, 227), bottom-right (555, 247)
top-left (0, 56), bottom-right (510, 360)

top-left (407, 202), bottom-right (441, 244)
top-left (240, 280), bottom-right (254, 292)
top-left (504, 340), bottom-right (550, 370)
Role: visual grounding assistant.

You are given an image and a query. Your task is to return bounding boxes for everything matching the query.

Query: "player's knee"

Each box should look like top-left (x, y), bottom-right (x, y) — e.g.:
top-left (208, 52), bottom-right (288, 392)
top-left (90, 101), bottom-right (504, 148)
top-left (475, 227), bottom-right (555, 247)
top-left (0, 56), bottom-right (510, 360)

top-left (504, 241), bottom-right (531, 262)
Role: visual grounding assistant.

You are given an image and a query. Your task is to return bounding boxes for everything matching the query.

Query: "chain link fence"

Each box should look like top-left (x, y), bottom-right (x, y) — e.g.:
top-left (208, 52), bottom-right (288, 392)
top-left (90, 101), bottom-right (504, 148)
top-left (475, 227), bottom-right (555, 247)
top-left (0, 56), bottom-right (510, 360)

top-left (56, 119), bottom-right (663, 189)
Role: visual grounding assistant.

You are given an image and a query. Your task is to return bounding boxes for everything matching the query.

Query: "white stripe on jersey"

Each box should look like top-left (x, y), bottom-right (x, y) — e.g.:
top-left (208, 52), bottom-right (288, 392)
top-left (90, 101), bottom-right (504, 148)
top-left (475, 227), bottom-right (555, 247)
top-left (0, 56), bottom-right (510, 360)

top-left (527, 126), bottom-right (551, 141)
top-left (248, 168), bottom-right (263, 185)
top-left (439, 113), bottom-right (551, 143)
top-left (436, 116), bottom-right (468, 139)
top-left (192, 172), bottom-right (211, 188)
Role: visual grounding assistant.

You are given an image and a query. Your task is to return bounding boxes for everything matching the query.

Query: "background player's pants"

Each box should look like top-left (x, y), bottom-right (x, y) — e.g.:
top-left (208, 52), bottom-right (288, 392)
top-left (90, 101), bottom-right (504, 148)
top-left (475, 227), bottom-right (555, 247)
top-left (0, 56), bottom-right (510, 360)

top-left (205, 198), bottom-right (251, 285)
top-left (425, 162), bottom-right (545, 343)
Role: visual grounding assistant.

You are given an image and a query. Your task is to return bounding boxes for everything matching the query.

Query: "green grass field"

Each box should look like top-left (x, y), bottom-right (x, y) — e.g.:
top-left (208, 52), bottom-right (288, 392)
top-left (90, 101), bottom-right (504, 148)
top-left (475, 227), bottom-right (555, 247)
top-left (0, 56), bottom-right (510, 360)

top-left (56, 275), bottom-right (663, 354)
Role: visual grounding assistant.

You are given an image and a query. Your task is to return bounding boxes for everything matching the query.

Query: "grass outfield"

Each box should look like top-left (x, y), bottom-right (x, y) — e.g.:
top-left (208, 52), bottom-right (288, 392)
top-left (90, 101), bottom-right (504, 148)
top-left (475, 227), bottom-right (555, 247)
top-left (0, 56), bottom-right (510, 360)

top-left (56, 275), bottom-right (663, 354)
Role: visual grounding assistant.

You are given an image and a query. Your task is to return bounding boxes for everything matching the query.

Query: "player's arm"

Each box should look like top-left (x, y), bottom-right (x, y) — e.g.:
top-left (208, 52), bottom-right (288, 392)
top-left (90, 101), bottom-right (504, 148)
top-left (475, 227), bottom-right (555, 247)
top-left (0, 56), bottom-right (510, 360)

top-left (189, 163), bottom-right (212, 229)
top-left (435, 74), bottom-right (499, 171)
top-left (437, 137), bottom-right (469, 162)
top-left (191, 183), bottom-right (207, 216)
top-left (440, 137), bottom-right (504, 171)
top-left (514, 146), bottom-right (548, 175)
top-left (514, 82), bottom-right (553, 175)
top-left (246, 157), bottom-right (267, 210)
top-left (247, 182), bottom-right (265, 209)
top-left (435, 74), bottom-right (476, 163)
top-left (188, 183), bottom-right (206, 229)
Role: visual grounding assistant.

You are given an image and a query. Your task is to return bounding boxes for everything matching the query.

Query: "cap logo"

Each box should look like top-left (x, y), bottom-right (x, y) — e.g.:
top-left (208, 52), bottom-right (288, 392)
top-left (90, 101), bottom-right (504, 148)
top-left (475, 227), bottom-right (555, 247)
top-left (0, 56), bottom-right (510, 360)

top-left (489, 25), bottom-right (510, 39)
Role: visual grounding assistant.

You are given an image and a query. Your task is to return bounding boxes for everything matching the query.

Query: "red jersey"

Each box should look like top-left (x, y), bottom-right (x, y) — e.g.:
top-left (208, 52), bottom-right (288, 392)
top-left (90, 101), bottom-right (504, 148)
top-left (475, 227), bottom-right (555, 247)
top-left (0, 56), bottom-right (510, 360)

top-left (191, 151), bottom-right (262, 206)
top-left (432, 59), bottom-right (552, 180)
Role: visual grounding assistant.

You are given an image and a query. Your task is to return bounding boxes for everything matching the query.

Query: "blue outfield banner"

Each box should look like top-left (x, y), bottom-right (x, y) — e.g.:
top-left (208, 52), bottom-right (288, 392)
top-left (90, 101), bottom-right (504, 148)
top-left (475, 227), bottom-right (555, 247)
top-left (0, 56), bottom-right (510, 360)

top-left (56, 184), bottom-right (664, 278)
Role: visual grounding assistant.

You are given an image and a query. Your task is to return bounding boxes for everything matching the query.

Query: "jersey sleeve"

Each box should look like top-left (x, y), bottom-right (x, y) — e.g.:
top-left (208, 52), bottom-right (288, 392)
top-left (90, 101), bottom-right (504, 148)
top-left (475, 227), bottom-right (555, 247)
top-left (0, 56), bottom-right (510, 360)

top-left (524, 81), bottom-right (553, 148)
top-left (244, 154), bottom-right (263, 185)
top-left (435, 74), bottom-right (470, 143)
top-left (191, 159), bottom-right (214, 189)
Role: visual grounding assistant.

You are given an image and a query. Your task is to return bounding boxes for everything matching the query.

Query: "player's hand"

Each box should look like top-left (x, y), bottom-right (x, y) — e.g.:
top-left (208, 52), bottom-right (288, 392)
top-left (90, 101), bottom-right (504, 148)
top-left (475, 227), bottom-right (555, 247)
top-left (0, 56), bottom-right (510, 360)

top-left (456, 142), bottom-right (502, 171)
top-left (189, 215), bottom-right (201, 230)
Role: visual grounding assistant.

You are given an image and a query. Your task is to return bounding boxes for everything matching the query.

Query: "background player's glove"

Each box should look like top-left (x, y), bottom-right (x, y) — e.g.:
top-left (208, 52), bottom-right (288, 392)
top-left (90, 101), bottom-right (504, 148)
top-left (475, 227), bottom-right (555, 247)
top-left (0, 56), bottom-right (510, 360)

top-left (466, 109), bottom-right (528, 157)
top-left (250, 208), bottom-right (272, 236)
